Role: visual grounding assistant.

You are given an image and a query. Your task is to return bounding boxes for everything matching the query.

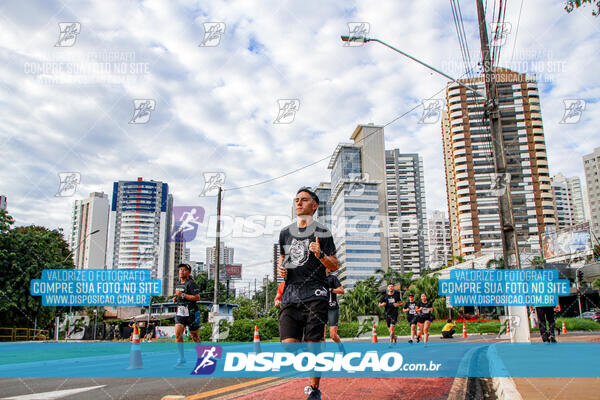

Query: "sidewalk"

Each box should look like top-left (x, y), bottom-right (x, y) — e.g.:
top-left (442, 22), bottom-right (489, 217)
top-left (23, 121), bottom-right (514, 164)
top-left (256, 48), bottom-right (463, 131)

top-left (502, 334), bottom-right (600, 400)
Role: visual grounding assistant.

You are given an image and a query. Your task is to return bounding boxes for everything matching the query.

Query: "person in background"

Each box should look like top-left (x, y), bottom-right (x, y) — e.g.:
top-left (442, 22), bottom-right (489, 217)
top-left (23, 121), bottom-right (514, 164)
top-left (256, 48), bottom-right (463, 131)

top-left (441, 319), bottom-right (456, 338)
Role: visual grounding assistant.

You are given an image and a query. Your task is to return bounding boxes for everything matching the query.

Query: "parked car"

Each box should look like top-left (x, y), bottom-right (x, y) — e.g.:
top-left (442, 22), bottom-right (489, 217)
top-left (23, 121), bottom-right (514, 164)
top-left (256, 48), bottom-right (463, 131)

top-left (578, 311), bottom-right (600, 323)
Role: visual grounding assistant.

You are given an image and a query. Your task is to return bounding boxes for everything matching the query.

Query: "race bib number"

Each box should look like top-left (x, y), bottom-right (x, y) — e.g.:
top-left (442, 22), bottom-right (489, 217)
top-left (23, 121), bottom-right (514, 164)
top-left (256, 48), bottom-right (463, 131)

top-left (409, 310), bottom-right (416, 314)
top-left (422, 307), bottom-right (430, 314)
top-left (388, 298), bottom-right (395, 303)
top-left (176, 306), bottom-right (189, 317)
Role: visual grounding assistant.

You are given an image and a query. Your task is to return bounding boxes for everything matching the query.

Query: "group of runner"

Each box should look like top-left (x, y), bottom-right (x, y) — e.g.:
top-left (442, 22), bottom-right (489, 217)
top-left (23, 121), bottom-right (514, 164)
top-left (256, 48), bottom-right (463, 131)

top-left (379, 284), bottom-right (434, 344)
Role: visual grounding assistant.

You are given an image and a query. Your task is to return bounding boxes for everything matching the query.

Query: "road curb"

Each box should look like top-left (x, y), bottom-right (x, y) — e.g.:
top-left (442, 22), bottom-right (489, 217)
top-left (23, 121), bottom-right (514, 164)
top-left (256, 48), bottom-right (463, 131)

top-left (487, 344), bottom-right (522, 400)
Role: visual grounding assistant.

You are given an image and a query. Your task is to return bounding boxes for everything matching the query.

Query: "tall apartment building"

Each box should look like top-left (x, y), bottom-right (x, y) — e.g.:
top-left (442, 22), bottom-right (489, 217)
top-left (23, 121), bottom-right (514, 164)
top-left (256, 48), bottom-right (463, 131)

top-left (567, 176), bottom-right (587, 224)
top-left (0, 195), bottom-right (6, 210)
top-left (106, 178), bottom-right (172, 295)
top-left (206, 241), bottom-right (234, 271)
top-left (442, 112), bottom-right (461, 258)
top-left (166, 231), bottom-right (186, 295)
top-left (428, 210), bottom-right (451, 268)
top-left (68, 192), bottom-right (109, 268)
top-left (327, 124), bottom-right (389, 288)
top-left (314, 182), bottom-right (332, 227)
top-left (551, 173), bottom-right (576, 229)
top-left (385, 149), bottom-right (429, 274)
top-left (442, 68), bottom-right (555, 259)
top-left (583, 147), bottom-right (600, 238)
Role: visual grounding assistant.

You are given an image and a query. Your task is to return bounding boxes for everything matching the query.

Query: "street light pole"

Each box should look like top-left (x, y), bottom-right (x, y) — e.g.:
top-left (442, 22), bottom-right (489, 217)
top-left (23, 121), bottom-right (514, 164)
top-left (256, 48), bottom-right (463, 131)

top-left (65, 229), bottom-right (100, 317)
top-left (576, 266), bottom-right (584, 317)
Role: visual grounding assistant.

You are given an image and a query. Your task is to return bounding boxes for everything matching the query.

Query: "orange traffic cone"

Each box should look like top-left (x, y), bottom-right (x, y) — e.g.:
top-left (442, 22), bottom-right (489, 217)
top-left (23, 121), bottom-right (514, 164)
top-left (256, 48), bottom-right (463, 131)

top-left (561, 320), bottom-right (567, 335)
top-left (416, 324), bottom-right (422, 341)
top-left (462, 322), bottom-right (468, 339)
top-left (371, 323), bottom-right (378, 343)
top-left (253, 325), bottom-right (261, 352)
top-left (127, 323), bottom-right (143, 369)
top-left (506, 319), bottom-right (511, 337)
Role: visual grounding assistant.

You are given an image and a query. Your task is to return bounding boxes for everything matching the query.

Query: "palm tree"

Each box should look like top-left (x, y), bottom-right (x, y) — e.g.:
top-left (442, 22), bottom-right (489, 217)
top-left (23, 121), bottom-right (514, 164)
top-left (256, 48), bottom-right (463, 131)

top-left (449, 255), bottom-right (465, 266)
top-left (375, 268), bottom-right (413, 292)
top-left (486, 257), bottom-right (505, 269)
top-left (339, 277), bottom-right (381, 321)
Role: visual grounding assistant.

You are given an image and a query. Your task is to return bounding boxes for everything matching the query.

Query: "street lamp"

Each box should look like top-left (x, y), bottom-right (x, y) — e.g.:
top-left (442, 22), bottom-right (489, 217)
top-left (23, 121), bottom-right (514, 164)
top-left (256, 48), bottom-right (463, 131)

top-left (340, 35), bottom-right (485, 98)
top-left (64, 229), bottom-right (100, 317)
top-left (63, 229), bottom-right (100, 265)
top-left (93, 308), bottom-right (98, 340)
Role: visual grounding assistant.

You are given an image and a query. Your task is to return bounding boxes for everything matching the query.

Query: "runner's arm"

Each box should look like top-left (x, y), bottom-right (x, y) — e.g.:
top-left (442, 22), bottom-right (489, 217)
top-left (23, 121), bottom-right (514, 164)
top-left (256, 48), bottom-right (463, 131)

top-left (331, 285), bottom-right (344, 295)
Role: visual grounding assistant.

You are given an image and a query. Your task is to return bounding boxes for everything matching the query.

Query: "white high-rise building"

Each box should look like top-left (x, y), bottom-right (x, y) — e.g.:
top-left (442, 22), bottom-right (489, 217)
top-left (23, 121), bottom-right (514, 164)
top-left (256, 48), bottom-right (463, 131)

top-left (428, 210), bottom-right (451, 269)
top-left (583, 147), bottom-right (600, 238)
top-left (328, 124), bottom-right (388, 289)
top-left (385, 150), bottom-right (428, 275)
top-left (106, 178), bottom-right (172, 296)
top-left (551, 173), bottom-right (576, 230)
top-left (69, 192), bottom-right (109, 269)
top-left (206, 241), bottom-right (235, 276)
top-left (567, 176), bottom-right (587, 224)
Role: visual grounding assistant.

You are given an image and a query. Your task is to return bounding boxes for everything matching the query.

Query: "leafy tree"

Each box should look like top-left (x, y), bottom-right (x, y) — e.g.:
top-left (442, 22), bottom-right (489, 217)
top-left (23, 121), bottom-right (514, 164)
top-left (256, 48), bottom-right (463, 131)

top-left (565, 0), bottom-right (600, 16)
top-left (531, 256), bottom-right (546, 266)
top-left (375, 268), bottom-right (413, 292)
top-left (339, 277), bottom-right (381, 322)
top-left (592, 277), bottom-right (600, 295)
top-left (406, 273), bottom-right (440, 300)
top-left (0, 210), bottom-right (73, 329)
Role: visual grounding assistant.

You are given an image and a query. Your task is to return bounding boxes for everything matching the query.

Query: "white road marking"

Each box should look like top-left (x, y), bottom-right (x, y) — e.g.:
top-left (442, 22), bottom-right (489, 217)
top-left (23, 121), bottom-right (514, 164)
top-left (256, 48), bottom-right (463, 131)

top-left (1, 385), bottom-right (106, 400)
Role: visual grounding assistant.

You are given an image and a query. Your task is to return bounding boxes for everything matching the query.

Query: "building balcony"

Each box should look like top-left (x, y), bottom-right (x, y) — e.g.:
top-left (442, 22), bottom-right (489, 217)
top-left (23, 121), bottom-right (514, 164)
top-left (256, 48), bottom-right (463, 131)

top-left (452, 133), bottom-right (465, 141)
top-left (449, 102), bottom-right (463, 111)
top-left (458, 204), bottom-right (471, 212)
top-left (454, 148), bottom-right (467, 156)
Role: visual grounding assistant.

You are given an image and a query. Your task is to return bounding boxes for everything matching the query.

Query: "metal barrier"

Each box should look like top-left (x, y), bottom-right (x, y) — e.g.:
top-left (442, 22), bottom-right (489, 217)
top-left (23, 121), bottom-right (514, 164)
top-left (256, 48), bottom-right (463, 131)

top-left (0, 328), bottom-right (50, 341)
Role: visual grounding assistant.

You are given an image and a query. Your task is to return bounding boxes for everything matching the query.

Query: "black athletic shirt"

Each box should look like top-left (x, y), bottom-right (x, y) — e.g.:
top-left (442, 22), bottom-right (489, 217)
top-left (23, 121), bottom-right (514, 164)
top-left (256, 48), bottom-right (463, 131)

top-left (417, 300), bottom-right (433, 316)
top-left (405, 301), bottom-right (418, 316)
top-left (326, 274), bottom-right (342, 310)
top-left (175, 279), bottom-right (199, 313)
top-left (279, 221), bottom-right (336, 305)
top-left (381, 291), bottom-right (402, 317)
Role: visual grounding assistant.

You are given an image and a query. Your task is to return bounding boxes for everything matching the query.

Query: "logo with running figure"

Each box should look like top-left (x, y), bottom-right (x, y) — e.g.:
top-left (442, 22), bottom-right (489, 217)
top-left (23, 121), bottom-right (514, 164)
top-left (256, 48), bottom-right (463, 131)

top-left (559, 99), bottom-right (586, 124)
top-left (170, 206), bottom-right (205, 242)
top-left (191, 345), bottom-right (222, 375)
top-left (129, 99), bottom-right (156, 124)
top-left (289, 238), bottom-right (309, 267)
top-left (55, 22), bottom-right (81, 47)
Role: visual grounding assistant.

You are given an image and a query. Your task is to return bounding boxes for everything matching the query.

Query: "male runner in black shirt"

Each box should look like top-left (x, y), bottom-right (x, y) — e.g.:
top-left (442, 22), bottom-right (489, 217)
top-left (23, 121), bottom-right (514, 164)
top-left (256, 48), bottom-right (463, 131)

top-left (378, 283), bottom-right (402, 343)
top-left (278, 187), bottom-right (338, 400)
top-left (324, 270), bottom-right (344, 343)
top-left (403, 293), bottom-right (418, 343)
top-left (173, 263), bottom-right (201, 367)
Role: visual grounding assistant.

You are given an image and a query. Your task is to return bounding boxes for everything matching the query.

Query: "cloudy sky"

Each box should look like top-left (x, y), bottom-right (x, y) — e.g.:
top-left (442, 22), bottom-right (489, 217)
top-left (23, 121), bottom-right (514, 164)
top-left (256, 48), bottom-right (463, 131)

top-left (1, 0), bottom-right (598, 291)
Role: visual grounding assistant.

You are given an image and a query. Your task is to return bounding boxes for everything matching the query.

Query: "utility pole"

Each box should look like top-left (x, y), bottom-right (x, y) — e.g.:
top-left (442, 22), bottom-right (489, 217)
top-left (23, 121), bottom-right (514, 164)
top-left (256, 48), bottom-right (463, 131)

top-left (211, 187), bottom-right (222, 341)
top-left (476, 0), bottom-right (529, 342)
top-left (264, 276), bottom-right (269, 312)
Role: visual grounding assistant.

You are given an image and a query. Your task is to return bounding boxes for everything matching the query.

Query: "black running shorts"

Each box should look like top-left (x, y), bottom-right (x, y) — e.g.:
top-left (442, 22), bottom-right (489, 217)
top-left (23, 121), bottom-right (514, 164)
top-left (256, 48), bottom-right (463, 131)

top-left (385, 314), bottom-right (398, 327)
top-left (279, 300), bottom-right (328, 341)
top-left (174, 310), bottom-right (201, 331)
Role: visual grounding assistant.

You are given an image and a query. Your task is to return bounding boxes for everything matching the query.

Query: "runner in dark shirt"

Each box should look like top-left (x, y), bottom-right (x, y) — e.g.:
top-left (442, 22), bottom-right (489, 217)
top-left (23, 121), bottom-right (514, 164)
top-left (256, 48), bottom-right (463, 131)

top-left (324, 271), bottom-right (344, 343)
top-left (173, 263), bottom-right (201, 367)
top-left (378, 284), bottom-right (402, 343)
top-left (278, 187), bottom-right (338, 400)
top-left (415, 292), bottom-right (434, 343)
top-left (403, 294), bottom-right (418, 343)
